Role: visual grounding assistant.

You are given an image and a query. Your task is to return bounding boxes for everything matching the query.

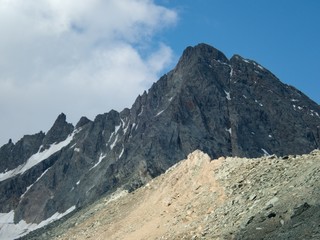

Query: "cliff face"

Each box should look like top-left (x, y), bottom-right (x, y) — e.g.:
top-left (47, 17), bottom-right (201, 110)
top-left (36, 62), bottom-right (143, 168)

top-left (0, 43), bottom-right (319, 239)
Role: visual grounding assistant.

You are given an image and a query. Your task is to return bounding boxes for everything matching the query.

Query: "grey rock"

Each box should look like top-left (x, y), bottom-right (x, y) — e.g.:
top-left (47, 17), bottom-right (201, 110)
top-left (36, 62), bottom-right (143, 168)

top-left (291, 202), bottom-right (311, 218)
top-left (0, 132), bottom-right (45, 173)
top-left (42, 113), bottom-right (74, 148)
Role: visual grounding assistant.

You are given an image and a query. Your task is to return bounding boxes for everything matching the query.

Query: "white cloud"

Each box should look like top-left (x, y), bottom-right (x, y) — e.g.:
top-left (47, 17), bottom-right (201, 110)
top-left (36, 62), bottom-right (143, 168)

top-left (0, 0), bottom-right (177, 145)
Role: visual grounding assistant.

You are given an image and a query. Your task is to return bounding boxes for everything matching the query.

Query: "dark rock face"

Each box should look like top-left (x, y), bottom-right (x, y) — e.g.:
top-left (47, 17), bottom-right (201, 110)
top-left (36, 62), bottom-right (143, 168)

top-left (0, 43), bottom-right (319, 232)
top-left (0, 132), bottom-right (45, 173)
top-left (228, 55), bottom-right (320, 157)
top-left (42, 113), bottom-right (74, 149)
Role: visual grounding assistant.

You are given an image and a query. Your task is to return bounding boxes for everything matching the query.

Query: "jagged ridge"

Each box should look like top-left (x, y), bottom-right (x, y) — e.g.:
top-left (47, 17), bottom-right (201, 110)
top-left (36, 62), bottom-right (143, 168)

top-left (0, 43), bottom-right (319, 239)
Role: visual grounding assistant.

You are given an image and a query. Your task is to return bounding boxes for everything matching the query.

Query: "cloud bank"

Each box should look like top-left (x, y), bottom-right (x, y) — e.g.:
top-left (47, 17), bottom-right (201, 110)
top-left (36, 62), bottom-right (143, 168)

top-left (0, 0), bottom-right (177, 145)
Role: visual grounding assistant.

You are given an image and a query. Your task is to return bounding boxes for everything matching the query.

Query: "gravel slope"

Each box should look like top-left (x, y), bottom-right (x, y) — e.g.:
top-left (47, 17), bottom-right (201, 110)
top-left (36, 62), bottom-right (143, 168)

top-left (22, 149), bottom-right (320, 240)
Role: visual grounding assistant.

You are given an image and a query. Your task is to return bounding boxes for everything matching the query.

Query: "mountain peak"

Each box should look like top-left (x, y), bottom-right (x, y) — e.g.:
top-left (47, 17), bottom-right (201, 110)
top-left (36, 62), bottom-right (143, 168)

top-left (176, 43), bottom-right (229, 69)
top-left (76, 116), bottom-right (91, 129)
top-left (1, 43), bottom-right (320, 238)
top-left (42, 113), bottom-right (74, 146)
top-left (55, 112), bottom-right (67, 123)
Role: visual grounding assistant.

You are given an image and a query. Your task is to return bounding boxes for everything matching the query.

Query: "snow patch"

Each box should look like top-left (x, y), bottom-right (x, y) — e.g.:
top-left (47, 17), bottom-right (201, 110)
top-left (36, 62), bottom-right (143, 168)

top-left (120, 118), bottom-right (125, 128)
top-left (86, 186), bottom-right (95, 195)
top-left (107, 132), bottom-right (115, 144)
top-left (21, 168), bottom-right (50, 199)
top-left (76, 180), bottom-right (80, 185)
top-left (229, 67), bottom-right (234, 77)
top-left (107, 123), bottom-right (121, 147)
top-left (114, 124), bottom-right (121, 134)
top-left (261, 148), bottom-right (270, 156)
top-left (123, 121), bottom-right (130, 135)
top-left (243, 95), bottom-right (247, 99)
top-left (255, 99), bottom-right (263, 107)
top-left (20, 185), bottom-right (33, 200)
top-left (291, 99), bottom-right (299, 102)
top-left (224, 90), bottom-right (231, 101)
top-left (110, 135), bottom-right (119, 150)
top-left (253, 62), bottom-right (264, 70)
top-left (268, 135), bottom-right (272, 138)
top-left (226, 128), bottom-right (232, 134)
top-left (155, 110), bottom-right (165, 117)
top-left (0, 206), bottom-right (76, 240)
top-left (0, 131), bottom-right (76, 182)
top-left (69, 143), bottom-right (76, 149)
top-left (138, 106), bottom-right (144, 116)
top-left (90, 153), bottom-right (106, 170)
top-left (118, 147), bottom-right (124, 159)
top-left (217, 60), bottom-right (230, 66)
top-left (293, 105), bottom-right (303, 110)
top-left (169, 97), bottom-right (174, 102)
top-left (74, 148), bottom-right (80, 152)
top-left (257, 64), bottom-right (264, 70)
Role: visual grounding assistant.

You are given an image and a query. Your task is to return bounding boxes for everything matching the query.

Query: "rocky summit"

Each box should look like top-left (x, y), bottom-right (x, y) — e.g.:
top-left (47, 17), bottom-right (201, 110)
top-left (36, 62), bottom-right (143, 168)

top-left (0, 43), bottom-right (319, 239)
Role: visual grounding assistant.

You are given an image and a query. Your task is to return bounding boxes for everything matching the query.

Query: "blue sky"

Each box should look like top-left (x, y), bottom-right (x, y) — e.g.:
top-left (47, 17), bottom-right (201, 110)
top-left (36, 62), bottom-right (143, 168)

top-left (157, 0), bottom-right (320, 104)
top-left (0, 0), bottom-right (319, 146)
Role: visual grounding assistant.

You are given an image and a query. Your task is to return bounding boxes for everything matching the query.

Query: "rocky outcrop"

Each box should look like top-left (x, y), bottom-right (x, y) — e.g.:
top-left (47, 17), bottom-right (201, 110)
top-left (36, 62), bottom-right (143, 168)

top-left (42, 113), bottom-right (74, 149)
top-left (0, 43), bottom-right (320, 239)
top-left (0, 132), bottom-right (45, 173)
